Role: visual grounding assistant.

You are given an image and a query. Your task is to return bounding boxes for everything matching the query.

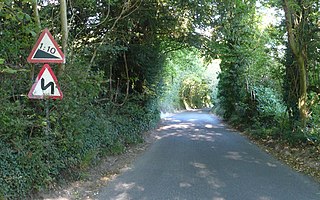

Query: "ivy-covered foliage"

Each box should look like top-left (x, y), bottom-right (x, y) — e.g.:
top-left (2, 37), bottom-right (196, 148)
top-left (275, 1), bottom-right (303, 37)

top-left (209, 0), bottom-right (320, 144)
top-left (0, 58), bottom-right (161, 199)
top-left (0, 1), bottom-right (165, 199)
top-left (213, 0), bottom-right (261, 122)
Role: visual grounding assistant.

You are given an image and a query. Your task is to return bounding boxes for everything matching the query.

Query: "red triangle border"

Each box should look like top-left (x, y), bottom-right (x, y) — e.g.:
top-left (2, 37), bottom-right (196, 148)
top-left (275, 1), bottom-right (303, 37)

top-left (27, 28), bottom-right (65, 63)
top-left (28, 64), bottom-right (63, 100)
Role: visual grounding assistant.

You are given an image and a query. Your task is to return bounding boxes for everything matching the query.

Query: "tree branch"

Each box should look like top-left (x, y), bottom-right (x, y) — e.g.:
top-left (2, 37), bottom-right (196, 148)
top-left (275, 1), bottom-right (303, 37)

top-left (89, 1), bottom-right (142, 66)
top-left (283, 0), bottom-right (299, 56)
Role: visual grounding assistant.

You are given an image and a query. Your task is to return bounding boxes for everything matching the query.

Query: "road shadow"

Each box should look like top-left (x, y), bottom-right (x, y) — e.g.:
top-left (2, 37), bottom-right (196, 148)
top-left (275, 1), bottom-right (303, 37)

top-left (96, 110), bottom-right (320, 200)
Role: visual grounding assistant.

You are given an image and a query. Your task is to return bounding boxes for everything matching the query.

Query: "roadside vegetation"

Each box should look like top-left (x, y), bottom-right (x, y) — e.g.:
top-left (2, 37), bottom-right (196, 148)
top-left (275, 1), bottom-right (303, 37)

top-left (0, 0), bottom-right (319, 199)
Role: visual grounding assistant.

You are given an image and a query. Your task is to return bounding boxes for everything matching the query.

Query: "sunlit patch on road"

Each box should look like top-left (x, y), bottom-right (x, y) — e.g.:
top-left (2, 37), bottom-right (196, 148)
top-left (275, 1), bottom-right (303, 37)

top-left (94, 110), bottom-right (320, 200)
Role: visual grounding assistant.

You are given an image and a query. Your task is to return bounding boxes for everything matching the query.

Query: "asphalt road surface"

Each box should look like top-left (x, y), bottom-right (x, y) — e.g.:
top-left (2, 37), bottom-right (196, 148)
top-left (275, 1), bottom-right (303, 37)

top-left (96, 110), bottom-right (320, 200)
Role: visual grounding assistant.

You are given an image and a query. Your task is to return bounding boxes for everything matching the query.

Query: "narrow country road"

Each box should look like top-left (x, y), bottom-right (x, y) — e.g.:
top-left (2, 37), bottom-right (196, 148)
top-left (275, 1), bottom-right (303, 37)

top-left (95, 110), bottom-right (320, 200)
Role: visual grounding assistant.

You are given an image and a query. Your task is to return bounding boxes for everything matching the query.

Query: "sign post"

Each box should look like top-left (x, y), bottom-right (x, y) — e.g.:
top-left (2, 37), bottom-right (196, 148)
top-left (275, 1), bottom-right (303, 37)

top-left (27, 28), bottom-right (65, 134)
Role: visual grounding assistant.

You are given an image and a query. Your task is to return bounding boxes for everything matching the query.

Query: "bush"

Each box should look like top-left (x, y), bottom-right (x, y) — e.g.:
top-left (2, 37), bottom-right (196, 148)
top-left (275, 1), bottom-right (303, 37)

top-left (304, 100), bottom-right (320, 144)
top-left (238, 86), bottom-right (295, 140)
top-left (0, 61), bottom-right (160, 199)
top-left (254, 86), bottom-right (286, 125)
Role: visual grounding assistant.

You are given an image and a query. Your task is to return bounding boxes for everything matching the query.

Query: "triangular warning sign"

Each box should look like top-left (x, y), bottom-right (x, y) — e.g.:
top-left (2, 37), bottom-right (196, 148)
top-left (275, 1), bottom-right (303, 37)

top-left (28, 64), bottom-right (63, 100)
top-left (27, 28), bottom-right (65, 63)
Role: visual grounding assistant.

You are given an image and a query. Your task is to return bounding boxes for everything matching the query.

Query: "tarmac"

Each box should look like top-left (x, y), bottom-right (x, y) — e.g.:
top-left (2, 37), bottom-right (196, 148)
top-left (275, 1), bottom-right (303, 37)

top-left (95, 110), bottom-right (320, 200)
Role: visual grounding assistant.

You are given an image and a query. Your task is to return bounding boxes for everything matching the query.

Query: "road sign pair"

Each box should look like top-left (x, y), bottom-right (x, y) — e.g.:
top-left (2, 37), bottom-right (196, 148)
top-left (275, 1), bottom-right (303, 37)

top-left (27, 29), bottom-right (64, 100)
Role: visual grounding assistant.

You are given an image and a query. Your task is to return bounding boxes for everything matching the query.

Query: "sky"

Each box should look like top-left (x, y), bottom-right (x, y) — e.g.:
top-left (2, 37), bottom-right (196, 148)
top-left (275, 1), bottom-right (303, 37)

top-left (256, 1), bottom-right (283, 28)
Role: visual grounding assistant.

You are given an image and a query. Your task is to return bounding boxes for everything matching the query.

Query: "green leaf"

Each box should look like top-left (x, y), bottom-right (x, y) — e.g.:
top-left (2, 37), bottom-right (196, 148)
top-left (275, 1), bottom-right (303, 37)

top-left (17, 12), bottom-right (24, 21)
top-left (24, 14), bottom-right (31, 21)
top-left (1, 67), bottom-right (18, 74)
top-left (27, 29), bottom-right (37, 37)
top-left (0, 66), bottom-right (29, 74)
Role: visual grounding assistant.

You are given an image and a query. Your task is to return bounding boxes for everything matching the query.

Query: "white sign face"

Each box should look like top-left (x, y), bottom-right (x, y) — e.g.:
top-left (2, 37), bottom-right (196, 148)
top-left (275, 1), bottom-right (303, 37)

top-left (28, 64), bottom-right (63, 99)
top-left (27, 28), bottom-right (65, 63)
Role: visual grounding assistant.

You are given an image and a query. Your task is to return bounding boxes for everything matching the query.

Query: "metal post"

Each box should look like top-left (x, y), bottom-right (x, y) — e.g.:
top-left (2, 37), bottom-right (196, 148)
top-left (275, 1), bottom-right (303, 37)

top-left (45, 99), bottom-right (50, 135)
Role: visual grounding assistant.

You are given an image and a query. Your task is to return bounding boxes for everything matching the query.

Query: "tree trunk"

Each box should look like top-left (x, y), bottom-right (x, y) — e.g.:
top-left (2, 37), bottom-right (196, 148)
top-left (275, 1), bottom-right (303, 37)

top-left (59, 0), bottom-right (68, 73)
top-left (31, 0), bottom-right (41, 81)
top-left (297, 55), bottom-right (308, 127)
top-left (31, 0), bottom-right (41, 32)
top-left (283, 0), bottom-right (308, 127)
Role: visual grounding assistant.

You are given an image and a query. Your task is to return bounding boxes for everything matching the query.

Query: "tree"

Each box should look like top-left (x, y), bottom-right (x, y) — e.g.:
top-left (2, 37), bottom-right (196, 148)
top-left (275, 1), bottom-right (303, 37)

top-left (209, 0), bottom-right (259, 121)
top-left (282, 0), bottom-right (309, 127)
top-left (282, 0), bottom-right (319, 128)
top-left (59, 0), bottom-right (68, 73)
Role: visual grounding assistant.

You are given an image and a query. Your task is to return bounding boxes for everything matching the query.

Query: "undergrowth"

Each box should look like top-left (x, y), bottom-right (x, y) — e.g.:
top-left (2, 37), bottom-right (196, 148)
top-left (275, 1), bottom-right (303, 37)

top-left (0, 62), bottom-right (160, 199)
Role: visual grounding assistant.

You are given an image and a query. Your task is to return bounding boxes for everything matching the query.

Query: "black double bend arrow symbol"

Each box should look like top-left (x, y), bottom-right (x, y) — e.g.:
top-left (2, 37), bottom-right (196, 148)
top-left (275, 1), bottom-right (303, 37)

top-left (41, 78), bottom-right (54, 94)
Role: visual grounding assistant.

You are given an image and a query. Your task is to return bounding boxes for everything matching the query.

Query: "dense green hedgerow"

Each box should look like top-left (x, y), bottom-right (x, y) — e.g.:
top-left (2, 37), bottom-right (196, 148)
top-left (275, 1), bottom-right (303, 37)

top-left (0, 62), bottom-right (160, 199)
